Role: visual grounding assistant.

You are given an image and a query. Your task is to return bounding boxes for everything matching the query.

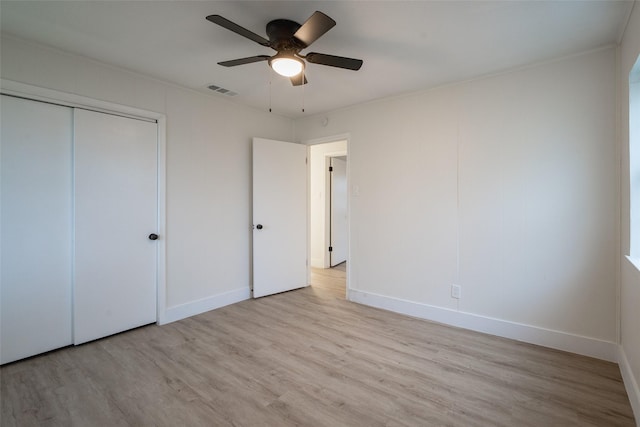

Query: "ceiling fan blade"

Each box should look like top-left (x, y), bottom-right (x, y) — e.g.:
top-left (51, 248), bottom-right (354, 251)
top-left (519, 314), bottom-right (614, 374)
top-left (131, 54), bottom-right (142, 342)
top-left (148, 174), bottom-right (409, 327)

top-left (293, 11), bottom-right (336, 47)
top-left (290, 74), bottom-right (308, 86)
top-left (218, 55), bottom-right (270, 67)
top-left (206, 15), bottom-right (270, 47)
top-left (305, 53), bottom-right (363, 71)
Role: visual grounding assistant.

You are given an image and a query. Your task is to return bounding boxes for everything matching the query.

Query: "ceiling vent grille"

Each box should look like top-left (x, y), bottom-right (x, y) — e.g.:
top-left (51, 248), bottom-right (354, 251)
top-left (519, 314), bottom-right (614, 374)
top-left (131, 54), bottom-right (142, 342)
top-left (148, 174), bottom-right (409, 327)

top-left (207, 84), bottom-right (237, 96)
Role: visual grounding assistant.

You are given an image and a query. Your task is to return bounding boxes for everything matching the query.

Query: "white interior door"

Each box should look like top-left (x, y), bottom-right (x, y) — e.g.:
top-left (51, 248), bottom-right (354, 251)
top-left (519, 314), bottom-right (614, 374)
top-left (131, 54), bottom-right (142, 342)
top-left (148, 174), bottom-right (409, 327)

top-left (252, 138), bottom-right (307, 298)
top-left (1, 96), bottom-right (73, 364)
top-left (74, 109), bottom-right (158, 345)
top-left (330, 157), bottom-right (348, 266)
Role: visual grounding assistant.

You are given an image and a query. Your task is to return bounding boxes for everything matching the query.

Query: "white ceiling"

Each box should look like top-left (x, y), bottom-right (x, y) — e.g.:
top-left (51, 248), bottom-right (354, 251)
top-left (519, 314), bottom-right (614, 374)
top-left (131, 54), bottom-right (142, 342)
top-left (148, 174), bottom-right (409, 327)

top-left (0, 1), bottom-right (633, 118)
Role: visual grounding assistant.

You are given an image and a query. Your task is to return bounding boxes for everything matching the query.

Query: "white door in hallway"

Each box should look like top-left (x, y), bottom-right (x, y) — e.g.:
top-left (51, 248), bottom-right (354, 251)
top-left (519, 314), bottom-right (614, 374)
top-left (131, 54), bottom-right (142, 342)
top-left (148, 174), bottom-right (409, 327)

top-left (252, 138), bottom-right (307, 298)
top-left (74, 109), bottom-right (158, 344)
top-left (330, 156), bottom-right (348, 266)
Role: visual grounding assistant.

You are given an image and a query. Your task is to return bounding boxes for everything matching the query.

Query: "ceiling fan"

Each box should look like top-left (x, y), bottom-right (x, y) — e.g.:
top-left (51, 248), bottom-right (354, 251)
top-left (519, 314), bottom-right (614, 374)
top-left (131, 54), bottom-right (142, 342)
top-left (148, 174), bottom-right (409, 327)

top-left (206, 11), bottom-right (363, 86)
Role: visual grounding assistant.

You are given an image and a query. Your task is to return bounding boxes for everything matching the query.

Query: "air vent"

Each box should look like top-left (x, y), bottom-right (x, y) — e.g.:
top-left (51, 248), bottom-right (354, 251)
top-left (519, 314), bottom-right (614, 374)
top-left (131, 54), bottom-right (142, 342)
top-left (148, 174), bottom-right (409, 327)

top-left (207, 84), bottom-right (237, 97)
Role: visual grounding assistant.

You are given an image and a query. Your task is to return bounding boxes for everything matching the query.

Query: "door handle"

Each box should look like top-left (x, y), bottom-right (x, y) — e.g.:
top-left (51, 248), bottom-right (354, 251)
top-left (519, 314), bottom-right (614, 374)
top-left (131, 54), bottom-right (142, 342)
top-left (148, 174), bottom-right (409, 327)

top-left (148, 233), bottom-right (159, 240)
top-left (256, 224), bottom-right (263, 230)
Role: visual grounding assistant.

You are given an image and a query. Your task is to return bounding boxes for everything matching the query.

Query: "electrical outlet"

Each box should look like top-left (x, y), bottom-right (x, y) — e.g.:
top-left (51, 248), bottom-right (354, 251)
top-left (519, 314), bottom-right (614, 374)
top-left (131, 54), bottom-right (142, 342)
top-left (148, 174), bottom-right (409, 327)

top-left (451, 284), bottom-right (461, 299)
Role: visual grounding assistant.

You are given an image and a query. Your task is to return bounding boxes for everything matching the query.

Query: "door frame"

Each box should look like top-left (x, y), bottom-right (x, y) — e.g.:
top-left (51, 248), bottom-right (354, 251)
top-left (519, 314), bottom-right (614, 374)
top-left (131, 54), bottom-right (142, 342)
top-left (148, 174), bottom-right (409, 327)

top-left (305, 133), bottom-right (351, 297)
top-left (0, 79), bottom-right (168, 324)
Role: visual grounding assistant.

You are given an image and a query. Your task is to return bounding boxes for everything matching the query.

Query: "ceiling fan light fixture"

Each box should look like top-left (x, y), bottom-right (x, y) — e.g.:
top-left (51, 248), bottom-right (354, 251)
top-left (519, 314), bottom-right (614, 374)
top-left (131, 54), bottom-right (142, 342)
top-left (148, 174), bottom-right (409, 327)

top-left (270, 55), bottom-right (304, 77)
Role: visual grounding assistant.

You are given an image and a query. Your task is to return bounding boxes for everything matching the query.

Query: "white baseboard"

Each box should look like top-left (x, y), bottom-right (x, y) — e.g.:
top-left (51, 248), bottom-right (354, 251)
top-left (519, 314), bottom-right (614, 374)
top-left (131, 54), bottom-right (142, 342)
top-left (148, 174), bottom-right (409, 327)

top-left (159, 287), bottom-right (250, 325)
top-left (349, 289), bottom-right (618, 362)
top-left (618, 346), bottom-right (640, 425)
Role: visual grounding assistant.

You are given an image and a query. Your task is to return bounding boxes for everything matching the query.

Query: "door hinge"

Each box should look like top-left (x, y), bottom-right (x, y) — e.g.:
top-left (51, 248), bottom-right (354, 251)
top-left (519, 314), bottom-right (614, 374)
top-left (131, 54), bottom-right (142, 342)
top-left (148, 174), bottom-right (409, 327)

top-left (329, 166), bottom-right (333, 172)
top-left (305, 157), bottom-right (308, 164)
top-left (328, 246), bottom-right (333, 252)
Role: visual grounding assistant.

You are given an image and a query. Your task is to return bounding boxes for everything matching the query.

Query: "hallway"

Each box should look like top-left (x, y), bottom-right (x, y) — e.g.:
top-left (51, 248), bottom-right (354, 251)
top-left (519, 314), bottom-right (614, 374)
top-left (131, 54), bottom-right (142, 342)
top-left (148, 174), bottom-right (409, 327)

top-left (310, 263), bottom-right (346, 299)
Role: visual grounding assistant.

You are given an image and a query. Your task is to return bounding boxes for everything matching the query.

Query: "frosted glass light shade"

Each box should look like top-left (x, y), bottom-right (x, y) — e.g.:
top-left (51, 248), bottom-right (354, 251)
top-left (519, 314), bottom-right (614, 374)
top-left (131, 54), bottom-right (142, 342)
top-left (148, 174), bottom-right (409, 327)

top-left (271, 57), bottom-right (304, 77)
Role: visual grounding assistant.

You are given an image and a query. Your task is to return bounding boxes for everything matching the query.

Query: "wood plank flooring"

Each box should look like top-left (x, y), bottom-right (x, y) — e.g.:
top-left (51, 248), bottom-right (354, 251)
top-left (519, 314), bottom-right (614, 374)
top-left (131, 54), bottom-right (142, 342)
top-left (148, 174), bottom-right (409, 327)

top-left (310, 262), bottom-right (346, 297)
top-left (1, 264), bottom-right (635, 426)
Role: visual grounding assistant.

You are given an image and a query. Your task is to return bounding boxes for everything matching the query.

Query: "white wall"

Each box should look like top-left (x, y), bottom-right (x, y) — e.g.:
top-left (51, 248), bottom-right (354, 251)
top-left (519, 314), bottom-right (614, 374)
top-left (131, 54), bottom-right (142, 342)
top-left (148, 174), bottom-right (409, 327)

top-left (0, 35), bottom-right (295, 322)
top-left (619, 1), bottom-right (640, 420)
top-left (295, 48), bottom-right (619, 359)
top-left (631, 79), bottom-right (640, 259)
top-left (309, 140), bottom-right (347, 268)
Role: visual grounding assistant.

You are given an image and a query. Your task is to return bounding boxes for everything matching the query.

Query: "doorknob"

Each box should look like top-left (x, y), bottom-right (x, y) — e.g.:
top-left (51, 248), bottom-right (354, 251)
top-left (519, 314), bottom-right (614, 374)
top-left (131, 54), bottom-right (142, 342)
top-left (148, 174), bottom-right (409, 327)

top-left (256, 224), bottom-right (263, 230)
top-left (148, 233), bottom-right (159, 240)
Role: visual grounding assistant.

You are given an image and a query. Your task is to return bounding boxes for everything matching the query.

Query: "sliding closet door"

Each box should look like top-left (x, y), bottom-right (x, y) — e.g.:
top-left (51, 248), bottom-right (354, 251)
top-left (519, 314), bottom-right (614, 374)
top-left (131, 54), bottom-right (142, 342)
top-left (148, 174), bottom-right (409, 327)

top-left (1, 95), bottom-right (73, 364)
top-left (74, 109), bottom-right (158, 345)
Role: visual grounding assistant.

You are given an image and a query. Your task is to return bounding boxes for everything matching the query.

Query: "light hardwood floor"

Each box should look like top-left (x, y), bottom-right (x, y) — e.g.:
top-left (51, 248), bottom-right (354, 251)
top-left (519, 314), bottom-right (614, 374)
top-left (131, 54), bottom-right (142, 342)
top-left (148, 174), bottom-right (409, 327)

top-left (1, 264), bottom-right (635, 426)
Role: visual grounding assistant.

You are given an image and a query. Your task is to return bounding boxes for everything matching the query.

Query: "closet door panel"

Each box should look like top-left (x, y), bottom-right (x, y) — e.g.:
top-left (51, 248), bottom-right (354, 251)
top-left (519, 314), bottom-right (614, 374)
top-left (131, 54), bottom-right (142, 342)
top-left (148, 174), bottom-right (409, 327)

top-left (74, 109), bottom-right (158, 345)
top-left (1, 95), bottom-right (73, 364)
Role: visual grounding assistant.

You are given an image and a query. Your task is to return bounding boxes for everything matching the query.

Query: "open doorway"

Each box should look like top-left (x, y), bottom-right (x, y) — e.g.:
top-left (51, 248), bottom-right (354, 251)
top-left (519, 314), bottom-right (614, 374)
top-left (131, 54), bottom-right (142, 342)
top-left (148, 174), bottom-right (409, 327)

top-left (308, 138), bottom-right (348, 298)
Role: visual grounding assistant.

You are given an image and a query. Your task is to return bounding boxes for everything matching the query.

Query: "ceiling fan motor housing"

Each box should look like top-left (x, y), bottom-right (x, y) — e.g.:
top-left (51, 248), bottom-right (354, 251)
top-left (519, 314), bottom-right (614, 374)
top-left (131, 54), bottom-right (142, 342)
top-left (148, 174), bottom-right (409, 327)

top-left (266, 19), bottom-right (306, 52)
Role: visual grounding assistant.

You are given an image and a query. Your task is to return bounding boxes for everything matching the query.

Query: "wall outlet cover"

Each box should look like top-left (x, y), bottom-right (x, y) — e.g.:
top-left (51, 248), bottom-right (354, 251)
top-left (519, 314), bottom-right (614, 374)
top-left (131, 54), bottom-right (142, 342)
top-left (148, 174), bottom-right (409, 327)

top-left (451, 284), bottom-right (461, 299)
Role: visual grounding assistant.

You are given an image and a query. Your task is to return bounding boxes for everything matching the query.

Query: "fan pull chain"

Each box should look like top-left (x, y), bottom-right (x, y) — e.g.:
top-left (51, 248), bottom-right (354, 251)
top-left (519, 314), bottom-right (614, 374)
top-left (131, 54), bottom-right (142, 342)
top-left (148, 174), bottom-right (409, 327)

top-left (301, 68), bottom-right (305, 113)
top-left (268, 71), bottom-right (272, 113)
